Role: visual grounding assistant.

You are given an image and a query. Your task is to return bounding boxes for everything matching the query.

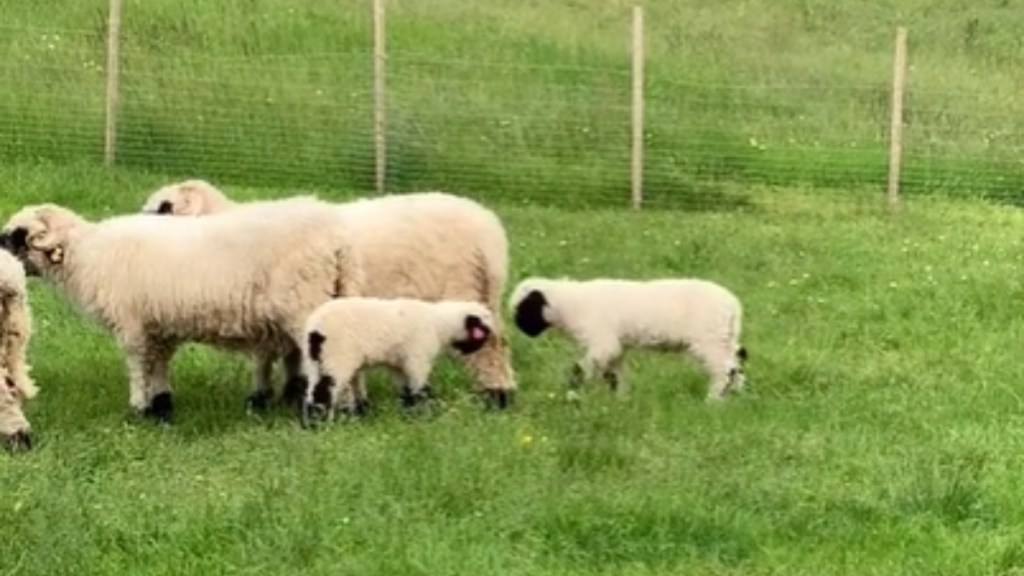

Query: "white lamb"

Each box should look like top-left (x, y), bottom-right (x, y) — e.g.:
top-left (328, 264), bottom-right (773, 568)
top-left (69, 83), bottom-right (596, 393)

top-left (0, 250), bottom-right (37, 451)
top-left (140, 180), bottom-right (517, 410)
top-left (0, 197), bottom-right (365, 422)
top-left (140, 179), bottom-right (234, 216)
top-left (508, 277), bottom-right (748, 400)
top-left (300, 297), bottom-right (494, 423)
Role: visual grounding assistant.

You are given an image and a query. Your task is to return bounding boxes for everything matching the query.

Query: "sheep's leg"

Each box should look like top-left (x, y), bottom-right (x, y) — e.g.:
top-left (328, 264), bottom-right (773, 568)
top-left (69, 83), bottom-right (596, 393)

top-left (245, 352), bottom-right (277, 413)
top-left (0, 375), bottom-right (32, 452)
top-left (121, 335), bottom-right (177, 423)
top-left (458, 331), bottom-right (516, 410)
top-left (602, 356), bottom-right (628, 396)
top-left (279, 345), bottom-right (308, 406)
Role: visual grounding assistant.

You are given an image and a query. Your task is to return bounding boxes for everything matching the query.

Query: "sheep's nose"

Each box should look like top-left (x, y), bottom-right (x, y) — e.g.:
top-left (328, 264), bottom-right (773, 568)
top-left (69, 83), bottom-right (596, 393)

top-left (4, 429), bottom-right (33, 453)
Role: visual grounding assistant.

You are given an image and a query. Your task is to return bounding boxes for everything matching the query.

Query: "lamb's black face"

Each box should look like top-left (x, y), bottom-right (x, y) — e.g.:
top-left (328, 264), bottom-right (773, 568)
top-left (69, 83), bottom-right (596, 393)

top-left (453, 314), bottom-right (491, 355)
top-left (514, 290), bottom-right (550, 337)
top-left (157, 200), bottom-right (174, 215)
top-left (0, 228), bottom-right (39, 277)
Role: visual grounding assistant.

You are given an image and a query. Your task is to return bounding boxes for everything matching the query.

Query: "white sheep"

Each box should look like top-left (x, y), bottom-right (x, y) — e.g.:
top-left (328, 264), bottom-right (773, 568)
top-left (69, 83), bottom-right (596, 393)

top-left (140, 179), bottom-right (234, 216)
top-left (508, 277), bottom-right (748, 400)
top-left (300, 297), bottom-right (494, 423)
top-left (140, 181), bottom-right (517, 410)
top-left (0, 250), bottom-right (36, 451)
top-left (0, 197), bottom-right (365, 422)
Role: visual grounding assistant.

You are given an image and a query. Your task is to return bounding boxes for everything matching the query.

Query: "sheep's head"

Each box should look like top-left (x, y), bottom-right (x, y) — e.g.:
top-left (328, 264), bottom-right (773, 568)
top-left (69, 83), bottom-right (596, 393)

top-left (509, 281), bottom-right (552, 337)
top-left (0, 371), bottom-right (35, 453)
top-left (0, 204), bottom-right (86, 277)
top-left (450, 303), bottom-right (494, 355)
top-left (140, 179), bottom-right (228, 216)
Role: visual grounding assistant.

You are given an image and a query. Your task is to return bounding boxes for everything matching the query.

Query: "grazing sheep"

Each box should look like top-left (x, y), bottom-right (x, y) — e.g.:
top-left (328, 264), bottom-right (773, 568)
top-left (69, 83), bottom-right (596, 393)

top-left (0, 198), bottom-right (365, 422)
top-left (140, 181), bottom-right (517, 409)
top-left (508, 277), bottom-right (747, 400)
top-left (0, 250), bottom-right (36, 451)
top-left (300, 297), bottom-right (494, 423)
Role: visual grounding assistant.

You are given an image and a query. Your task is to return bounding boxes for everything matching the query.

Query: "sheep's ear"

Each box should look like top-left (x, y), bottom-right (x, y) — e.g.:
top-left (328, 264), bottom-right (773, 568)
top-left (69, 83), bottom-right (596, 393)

top-left (513, 290), bottom-right (550, 337)
top-left (26, 218), bottom-right (65, 264)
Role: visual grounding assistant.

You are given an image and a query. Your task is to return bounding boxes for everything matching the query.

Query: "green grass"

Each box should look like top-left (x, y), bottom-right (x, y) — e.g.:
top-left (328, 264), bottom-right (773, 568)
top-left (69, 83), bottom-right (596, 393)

top-left (1, 0), bottom-right (1023, 208)
top-left (4, 163), bottom-right (1024, 573)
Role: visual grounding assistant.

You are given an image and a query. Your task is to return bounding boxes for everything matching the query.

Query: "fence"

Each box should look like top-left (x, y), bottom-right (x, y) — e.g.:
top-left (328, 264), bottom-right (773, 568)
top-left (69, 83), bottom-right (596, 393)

top-left (1, 0), bottom-right (1023, 211)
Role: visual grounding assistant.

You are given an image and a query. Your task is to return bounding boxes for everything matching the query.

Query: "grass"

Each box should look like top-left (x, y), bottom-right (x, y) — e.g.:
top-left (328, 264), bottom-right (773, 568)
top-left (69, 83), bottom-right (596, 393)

top-left (1, 0), bottom-right (1023, 208)
top-left (3, 162), bottom-right (1024, 574)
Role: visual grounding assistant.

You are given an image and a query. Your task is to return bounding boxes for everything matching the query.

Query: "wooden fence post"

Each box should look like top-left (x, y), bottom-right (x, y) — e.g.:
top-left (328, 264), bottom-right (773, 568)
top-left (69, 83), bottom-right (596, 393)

top-left (630, 5), bottom-right (645, 210)
top-left (373, 0), bottom-right (387, 195)
top-left (886, 26), bottom-right (908, 208)
top-left (103, 0), bottom-right (123, 166)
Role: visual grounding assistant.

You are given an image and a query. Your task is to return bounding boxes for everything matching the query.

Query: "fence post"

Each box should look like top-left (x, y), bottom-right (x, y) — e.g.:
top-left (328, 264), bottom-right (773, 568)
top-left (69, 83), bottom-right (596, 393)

top-left (630, 5), bottom-right (645, 210)
top-left (886, 26), bottom-right (908, 208)
top-left (373, 0), bottom-right (387, 195)
top-left (103, 0), bottom-right (123, 167)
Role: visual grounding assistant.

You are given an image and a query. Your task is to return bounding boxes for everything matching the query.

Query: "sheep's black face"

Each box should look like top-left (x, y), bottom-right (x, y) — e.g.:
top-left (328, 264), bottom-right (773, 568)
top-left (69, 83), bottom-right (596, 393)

top-left (514, 290), bottom-right (550, 337)
top-left (453, 314), bottom-right (491, 355)
top-left (156, 200), bottom-right (174, 215)
top-left (0, 228), bottom-right (39, 277)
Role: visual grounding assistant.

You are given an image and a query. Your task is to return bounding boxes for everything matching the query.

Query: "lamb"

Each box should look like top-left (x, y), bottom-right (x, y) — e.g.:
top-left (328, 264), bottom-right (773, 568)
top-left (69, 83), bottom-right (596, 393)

top-left (140, 179), bottom-right (234, 216)
top-left (140, 180), bottom-right (517, 410)
top-left (508, 277), bottom-right (748, 400)
top-left (0, 250), bottom-right (37, 451)
top-left (300, 297), bottom-right (494, 423)
top-left (0, 197), bottom-right (365, 422)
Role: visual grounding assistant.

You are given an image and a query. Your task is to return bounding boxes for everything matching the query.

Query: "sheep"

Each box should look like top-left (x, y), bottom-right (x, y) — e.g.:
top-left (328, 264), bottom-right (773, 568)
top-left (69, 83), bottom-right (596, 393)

top-left (140, 179), bottom-right (234, 216)
top-left (508, 277), bottom-right (748, 400)
top-left (0, 250), bottom-right (37, 451)
top-left (299, 297), bottom-right (494, 423)
top-left (140, 181), bottom-right (517, 410)
top-left (0, 197), bottom-right (365, 422)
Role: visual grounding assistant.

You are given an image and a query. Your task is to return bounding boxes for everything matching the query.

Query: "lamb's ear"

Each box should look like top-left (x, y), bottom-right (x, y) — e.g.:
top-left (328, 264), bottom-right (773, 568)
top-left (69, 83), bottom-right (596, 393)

top-left (513, 290), bottom-right (550, 337)
top-left (452, 314), bottom-right (491, 355)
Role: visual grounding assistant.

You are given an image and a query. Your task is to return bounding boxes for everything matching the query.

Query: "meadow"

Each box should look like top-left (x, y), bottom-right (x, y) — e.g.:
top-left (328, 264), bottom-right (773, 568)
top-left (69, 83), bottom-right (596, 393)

top-left (3, 0), bottom-right (1024, 574)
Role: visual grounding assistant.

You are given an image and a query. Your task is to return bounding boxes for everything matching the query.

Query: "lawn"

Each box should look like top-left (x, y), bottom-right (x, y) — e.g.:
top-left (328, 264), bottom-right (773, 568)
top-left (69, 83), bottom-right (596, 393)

top-left (3, 163), bottom-right (1024, 574)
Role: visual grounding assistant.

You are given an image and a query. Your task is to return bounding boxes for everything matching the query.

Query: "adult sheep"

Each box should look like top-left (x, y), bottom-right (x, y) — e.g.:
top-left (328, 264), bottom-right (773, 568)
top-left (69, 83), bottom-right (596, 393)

top-left (140, 180), bottom-right (517, 409)
top-left (301, 297), bottom-right (495, 423)
top-left (0, 197), bottom-right (365, 422)
top-left (0, 249), bottom-right (37, 451)
top-left (508, 277), bottom-right (748, 400)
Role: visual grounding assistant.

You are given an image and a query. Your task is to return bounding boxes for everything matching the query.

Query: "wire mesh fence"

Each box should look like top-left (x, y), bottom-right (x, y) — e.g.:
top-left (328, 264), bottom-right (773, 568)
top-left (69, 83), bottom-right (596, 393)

top-left (0, 0), bottom-right (1023, 211)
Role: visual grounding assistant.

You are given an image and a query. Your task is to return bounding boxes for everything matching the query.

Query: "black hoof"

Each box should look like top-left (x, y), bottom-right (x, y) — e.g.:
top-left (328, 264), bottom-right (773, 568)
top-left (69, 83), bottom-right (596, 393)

top-left (143, 392), bottom-right (173, 424)
top-left (3, 430), bottom-right (32, 453)
top-left (603, 371), bottom-right (619, 392)
top-left (400, 385), bottom-right (433, 408)
top-left (483, 388), bottom-right (514, 410)
top-left (281, 376), bottom-right (308, 405)
top-left (246, 388), bottom-right (274, 412)
top-left (300, 400), bottom-right (330, 429)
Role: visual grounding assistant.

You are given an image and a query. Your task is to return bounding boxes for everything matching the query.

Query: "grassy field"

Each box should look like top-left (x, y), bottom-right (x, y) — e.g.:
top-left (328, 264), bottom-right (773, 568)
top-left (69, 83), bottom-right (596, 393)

top-left (0, 163), bottom-right (1024, 574)
top-left (1, 0), bottom-right (1023, 208)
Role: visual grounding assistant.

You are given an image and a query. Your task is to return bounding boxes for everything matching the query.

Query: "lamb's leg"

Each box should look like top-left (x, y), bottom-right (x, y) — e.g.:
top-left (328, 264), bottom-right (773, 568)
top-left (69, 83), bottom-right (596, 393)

top-left (694, 342), bottom-right (737, 401)
top-left (245, 352), bottom-right (277, 413)
top-left (399, 355), bottom-right (434, 409)
top-left (120, 335), bottom-right (178, 423)
top-left (459, 331), bottom-right (517, 410)
top-left (569, 340), bottom-right (622, 393)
